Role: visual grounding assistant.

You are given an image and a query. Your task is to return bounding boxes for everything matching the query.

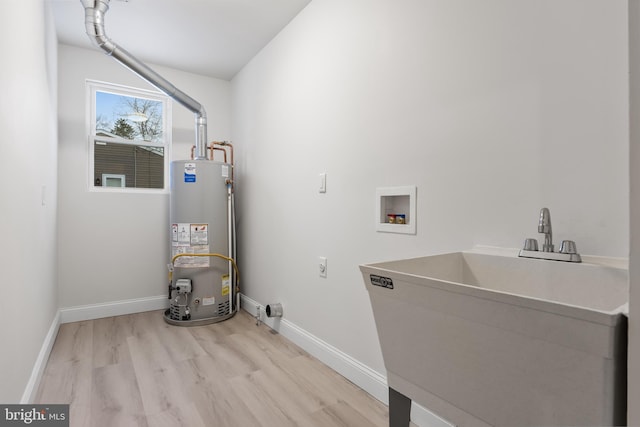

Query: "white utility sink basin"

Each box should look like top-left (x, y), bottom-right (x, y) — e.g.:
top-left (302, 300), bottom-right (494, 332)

top-left (360, 249), bottom-right (628, 427)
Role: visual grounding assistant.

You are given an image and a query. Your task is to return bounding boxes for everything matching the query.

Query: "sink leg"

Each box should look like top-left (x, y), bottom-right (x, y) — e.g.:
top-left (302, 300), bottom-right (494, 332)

top-left (389, 387), bottom-right (411, 427)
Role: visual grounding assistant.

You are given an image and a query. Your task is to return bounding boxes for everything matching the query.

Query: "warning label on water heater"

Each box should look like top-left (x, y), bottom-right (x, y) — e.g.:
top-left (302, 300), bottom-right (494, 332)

top-left (172, 245), bottom-right (210, 268)
top-left (173, 223), bottom-right (190, 244)
top-left (172, 223), bottom-right (209, 245)
top-left (190, 224), bottom-right (208, 245)
top-left (171, 223), bottom-right (210, 268)
top-left (184, 163), bottom-right (196, 183)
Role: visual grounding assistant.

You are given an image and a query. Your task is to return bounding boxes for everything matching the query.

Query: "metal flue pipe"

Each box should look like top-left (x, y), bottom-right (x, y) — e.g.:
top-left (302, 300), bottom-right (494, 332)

top-left (81, 0), bottom-right (208, 159)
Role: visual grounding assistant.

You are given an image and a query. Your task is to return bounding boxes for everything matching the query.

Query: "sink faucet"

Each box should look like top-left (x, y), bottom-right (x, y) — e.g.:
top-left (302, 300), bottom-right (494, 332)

top-left (519, 207), bottom-right (581, 262)
top-left (538, 207), bottom-right (553, 252)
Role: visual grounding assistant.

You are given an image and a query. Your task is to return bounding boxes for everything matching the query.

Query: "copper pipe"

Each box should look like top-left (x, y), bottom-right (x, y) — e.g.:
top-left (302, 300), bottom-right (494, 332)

top-left (212, 147), bottom-right (227, 163)
top-left (210, 141), bottom-right (234, 188)
top-left (223, 142), bottom-right (234, 187)
top-left (216, 141), bottom-right (234, 167)
top-left (192, 143), bottom-right (230, 163)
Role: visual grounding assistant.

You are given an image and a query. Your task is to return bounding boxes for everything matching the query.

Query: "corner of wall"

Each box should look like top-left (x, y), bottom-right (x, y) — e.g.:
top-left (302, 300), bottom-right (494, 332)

top-left (20, 311), bottom-right (61, 404)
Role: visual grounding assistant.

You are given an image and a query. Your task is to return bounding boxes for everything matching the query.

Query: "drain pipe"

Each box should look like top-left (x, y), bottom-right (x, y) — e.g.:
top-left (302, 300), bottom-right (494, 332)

top-left (265, 303), bottom-right (283, 318)
top-left (81, 0), bottom-right (208, 159)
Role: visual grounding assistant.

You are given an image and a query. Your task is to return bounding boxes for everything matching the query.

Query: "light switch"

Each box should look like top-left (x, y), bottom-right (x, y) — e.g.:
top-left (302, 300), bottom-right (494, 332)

top-left (319, 173), bottom-right (326, 193)
top-left (319, 256), bottom-right (327, 277)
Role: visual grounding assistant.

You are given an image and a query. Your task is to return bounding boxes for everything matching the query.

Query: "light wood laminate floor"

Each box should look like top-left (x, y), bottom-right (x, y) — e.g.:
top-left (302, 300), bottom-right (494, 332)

top-left (36, 309), bottom-right (402, 427)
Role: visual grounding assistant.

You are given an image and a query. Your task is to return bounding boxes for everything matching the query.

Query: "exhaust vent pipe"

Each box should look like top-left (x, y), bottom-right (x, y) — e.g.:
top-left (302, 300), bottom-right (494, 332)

top-left (81, 0), bottom-right (208, 159)
top-left (265, 303), bottom-right (283, 318)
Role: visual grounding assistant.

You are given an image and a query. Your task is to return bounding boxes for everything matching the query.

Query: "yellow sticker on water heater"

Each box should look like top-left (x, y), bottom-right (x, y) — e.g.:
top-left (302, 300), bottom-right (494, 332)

top-left (221, 274), bottom-right (230, 296)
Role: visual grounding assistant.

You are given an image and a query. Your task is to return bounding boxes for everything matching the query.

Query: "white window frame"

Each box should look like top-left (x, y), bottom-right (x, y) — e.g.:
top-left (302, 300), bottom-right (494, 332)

top-left (86, 79), bottom-right (172, 193)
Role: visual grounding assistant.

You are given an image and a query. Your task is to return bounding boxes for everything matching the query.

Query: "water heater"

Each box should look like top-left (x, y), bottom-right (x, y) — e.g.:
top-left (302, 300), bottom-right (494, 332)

top-left (164, 158), bottom-right (236, 326)
top-left (81, 0), bottom-right (238, 326)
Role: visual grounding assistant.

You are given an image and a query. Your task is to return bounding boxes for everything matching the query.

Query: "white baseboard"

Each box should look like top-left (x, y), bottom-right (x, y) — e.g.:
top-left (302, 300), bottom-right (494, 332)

top-left (238, 294), bottom-right (450, 427)
top-left (21, 311), bottom-right (60, 404)
top-left (60, 295), bottom-right (169, 324)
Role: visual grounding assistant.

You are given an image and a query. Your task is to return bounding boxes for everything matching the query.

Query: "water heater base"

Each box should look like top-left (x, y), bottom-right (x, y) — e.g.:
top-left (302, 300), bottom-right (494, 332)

top-left (163, 309), bottom-right (236, 327)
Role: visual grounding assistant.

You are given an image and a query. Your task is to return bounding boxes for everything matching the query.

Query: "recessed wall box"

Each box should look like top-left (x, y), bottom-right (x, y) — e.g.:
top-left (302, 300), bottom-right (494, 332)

top-left (376, 186), bottom-right (416, 234)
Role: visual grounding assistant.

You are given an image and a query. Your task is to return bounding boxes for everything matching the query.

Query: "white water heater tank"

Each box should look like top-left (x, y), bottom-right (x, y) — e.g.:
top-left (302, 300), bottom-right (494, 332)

top-left (165, 159), bottom-right (235, 326)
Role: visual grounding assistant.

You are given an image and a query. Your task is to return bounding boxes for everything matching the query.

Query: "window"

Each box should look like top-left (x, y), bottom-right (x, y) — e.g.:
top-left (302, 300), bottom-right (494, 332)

top-left (87, 80), bottom-right (171, 191)
top-left (102, 174), bottom-right (126, 188)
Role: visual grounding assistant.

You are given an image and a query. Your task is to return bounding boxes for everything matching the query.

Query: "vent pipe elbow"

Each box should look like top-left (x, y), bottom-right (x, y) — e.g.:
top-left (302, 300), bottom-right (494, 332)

top-left (81, 0), bottom-right (208, 159)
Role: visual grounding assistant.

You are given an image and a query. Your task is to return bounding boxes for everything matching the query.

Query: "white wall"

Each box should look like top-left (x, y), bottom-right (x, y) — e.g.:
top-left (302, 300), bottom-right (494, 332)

top-left (0, 0), bottom-right (58, 402)
top-left (57, 44), bottom-right (231, 309)
top-left (628, 1), bottom-right (639, 424)
top-left (231, 0), bottom-right (629, 380)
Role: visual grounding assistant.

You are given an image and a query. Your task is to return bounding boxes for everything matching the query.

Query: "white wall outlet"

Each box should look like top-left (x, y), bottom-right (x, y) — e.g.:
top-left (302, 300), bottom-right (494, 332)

top-left (318, 256), bottom-right (327, 277)
top-left (319, 173), bottom-right (327, 193)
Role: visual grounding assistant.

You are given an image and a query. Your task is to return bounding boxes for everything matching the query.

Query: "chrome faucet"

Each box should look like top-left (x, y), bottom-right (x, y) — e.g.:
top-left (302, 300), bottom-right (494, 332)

top-left (538, 208), bottom-right (553, 252)
top-left (519, 207), bottom-right (581, 263)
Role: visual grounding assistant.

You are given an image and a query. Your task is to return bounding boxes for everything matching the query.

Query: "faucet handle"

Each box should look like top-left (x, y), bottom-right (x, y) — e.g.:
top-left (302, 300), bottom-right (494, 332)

top-left (559, 240), bottom-right (578, 254)
top-left (523, 238), bottom-right (539, 251)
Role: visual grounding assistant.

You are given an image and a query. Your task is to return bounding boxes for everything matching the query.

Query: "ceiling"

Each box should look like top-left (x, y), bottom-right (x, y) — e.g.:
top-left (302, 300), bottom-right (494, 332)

top-left (49, 0), bottom-right (312, 80)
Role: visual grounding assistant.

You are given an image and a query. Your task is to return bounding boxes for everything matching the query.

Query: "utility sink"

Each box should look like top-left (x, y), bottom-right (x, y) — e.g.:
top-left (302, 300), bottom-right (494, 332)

top-left (360, 248), bottom-right (628, 427)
